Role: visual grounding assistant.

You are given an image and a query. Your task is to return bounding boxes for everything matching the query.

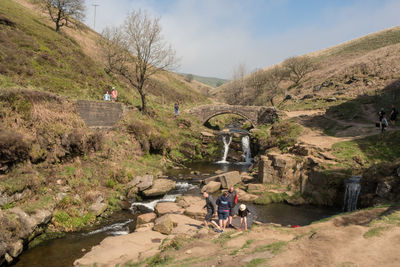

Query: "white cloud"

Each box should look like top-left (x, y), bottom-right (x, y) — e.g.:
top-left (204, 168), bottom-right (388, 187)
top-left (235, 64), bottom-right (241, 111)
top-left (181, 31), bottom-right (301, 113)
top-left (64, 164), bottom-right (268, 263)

top-left (84, 0), bottom-right (400, 79)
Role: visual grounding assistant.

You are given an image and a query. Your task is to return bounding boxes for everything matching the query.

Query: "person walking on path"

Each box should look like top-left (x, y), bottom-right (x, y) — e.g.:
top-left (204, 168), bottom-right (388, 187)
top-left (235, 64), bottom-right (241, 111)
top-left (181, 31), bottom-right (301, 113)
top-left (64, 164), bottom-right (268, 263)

top-left (110, 87), bottom-right (118, 102)
top-left (378, 108), bottom-right (387, 133)
top-left (103, 91), bottom-right (111, 101)
top-left (238, 204), bottom-right (251, 231)
top-left (216, 191), bottom-right (232, 232)
top-left (227, 186), bottom-right (237, 228)
top-left (174, 101), bottom-right (179, 117)
top-left (202, 192), bottom-right (222, 232)
top-left (390, 104), bottom-right (398, 126)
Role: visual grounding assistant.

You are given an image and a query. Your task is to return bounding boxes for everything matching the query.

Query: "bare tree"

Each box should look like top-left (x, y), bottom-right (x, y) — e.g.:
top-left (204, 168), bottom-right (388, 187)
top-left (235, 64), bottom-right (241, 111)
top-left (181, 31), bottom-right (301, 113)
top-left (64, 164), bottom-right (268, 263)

top-left (227, 63), bottom-right (247, 104)
top-left (100, 10), bottom-right (177, 113)
top-left (248, 66), bottom-right (287, 106)
top-left (38, 0), bottom-right (86, 32)
top-left (282, 56), bottom-right (315, 85)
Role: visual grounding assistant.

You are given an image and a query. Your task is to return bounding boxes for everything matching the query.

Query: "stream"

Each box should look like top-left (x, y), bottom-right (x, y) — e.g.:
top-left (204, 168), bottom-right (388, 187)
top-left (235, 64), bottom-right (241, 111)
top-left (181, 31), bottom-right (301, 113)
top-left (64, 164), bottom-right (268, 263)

top-left (14, 134), bottom-right (339, 267)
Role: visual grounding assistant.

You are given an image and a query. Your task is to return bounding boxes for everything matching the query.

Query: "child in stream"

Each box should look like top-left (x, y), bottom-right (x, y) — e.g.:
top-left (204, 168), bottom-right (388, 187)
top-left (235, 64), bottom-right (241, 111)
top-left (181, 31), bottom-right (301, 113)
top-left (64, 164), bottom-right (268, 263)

top-left (238, 204), bottom-right (251, 231)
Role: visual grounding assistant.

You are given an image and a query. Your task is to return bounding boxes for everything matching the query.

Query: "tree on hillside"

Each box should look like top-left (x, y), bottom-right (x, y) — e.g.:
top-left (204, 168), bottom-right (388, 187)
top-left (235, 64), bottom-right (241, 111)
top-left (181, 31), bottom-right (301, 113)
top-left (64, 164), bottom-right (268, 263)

top-left (227, 63), bottom-right (247, 105)
top-left (248, 66), bottom-right (287, 106)
top-left (38, 0), bottom-right (86, 32)
top-left (185, 74), bottom-right (194, 83)
top-left (282, 56), bottom-right (316, 85)
top-left (100, 10), bottom-right (177, 114)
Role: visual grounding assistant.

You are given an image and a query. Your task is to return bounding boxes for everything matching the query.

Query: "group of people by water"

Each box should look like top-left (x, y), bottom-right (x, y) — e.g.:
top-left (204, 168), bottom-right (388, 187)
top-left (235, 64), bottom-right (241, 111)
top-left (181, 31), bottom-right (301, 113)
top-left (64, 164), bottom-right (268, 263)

top-left (378, 104), bottom-right (398, 133)
top-left (203, 187), bottom-right (251, 233)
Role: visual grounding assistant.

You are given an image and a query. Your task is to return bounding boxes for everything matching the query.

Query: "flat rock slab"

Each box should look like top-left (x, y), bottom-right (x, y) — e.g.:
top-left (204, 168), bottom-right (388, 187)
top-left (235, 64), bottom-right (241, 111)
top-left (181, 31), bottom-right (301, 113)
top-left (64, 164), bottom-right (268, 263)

top-left (155, 202), bottom-right (184, 215)
top-left (73, 230), bottom-right (165, 266)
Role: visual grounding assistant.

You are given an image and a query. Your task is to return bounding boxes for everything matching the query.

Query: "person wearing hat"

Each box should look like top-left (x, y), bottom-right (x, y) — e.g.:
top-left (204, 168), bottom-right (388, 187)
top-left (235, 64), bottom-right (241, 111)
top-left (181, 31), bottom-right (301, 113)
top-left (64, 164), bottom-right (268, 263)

top-left (238, 204), bottom-right (251, 231)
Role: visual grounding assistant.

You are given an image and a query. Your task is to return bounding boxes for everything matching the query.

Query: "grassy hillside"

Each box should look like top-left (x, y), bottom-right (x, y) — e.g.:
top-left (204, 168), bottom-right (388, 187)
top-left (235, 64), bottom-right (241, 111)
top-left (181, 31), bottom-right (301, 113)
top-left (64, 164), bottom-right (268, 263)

top-left (0, 0), bottom-right (217, 237)
top-left (215, 26), bottom-right (400, 121)
top-left (179, 73), bottom-right (229, 88)
top-left (0, 0), bottom-right (206, 105)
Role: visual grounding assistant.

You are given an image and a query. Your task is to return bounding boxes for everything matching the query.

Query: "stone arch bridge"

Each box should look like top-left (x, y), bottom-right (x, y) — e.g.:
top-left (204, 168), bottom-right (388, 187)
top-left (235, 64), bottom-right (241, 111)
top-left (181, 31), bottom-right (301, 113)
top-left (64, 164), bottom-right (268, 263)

top-left (188, 104), bottom-right (278, 126)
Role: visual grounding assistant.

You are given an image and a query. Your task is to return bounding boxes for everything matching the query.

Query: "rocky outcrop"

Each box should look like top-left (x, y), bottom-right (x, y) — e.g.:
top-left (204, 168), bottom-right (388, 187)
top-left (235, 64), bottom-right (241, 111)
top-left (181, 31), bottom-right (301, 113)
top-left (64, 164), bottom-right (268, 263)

top-left (204, 171), bottom-right (241, 189)
top-left (153, 214), bottom-right (203, 237)
top-left (153, 214), bottom-right (174, 235)
top-left (177, 196), bottom-right (207, 220)
top-left (258, 152), bottom-right (302, 188)
top-left (73, 230), bottom-right (166, 266)
top-left (137, 212), bottom-right (157, 225)
top-left (0, 208), bottom-right (52, 264)
top-left (154, 202), bottom-right (184, 215)
top-left (129, 175), bottom-right (154, 192)
top-left (236, 188), bottom-right (258, 202)
top-left (201, 181), bottom-right (221, 193)
top-left (142, 179), bottom-right (176, 197)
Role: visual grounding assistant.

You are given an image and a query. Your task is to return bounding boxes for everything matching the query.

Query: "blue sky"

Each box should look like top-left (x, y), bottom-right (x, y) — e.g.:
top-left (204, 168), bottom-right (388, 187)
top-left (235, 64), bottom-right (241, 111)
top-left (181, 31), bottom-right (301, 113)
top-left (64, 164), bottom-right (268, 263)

top-left (84, 0), bottom-right (400, 79)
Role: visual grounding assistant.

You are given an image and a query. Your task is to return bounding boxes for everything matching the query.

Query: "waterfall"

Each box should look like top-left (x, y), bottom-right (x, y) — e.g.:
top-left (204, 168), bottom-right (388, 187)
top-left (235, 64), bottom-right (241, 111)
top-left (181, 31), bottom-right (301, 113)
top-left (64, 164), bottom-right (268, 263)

top-left (343, 176), bottom-right (361, 212)
top-left (241, 135), bottom-right (253, 164)
top-left (217, 135), bottom-right (232, 163)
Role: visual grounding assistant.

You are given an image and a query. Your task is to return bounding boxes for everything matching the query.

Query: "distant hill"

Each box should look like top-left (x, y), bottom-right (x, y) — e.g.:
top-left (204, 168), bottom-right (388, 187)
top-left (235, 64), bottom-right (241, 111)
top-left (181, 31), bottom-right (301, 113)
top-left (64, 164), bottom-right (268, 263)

top-left (178, 73), bottom-right (229, 88)
top-left (214, 26), bottom-right (400, 121)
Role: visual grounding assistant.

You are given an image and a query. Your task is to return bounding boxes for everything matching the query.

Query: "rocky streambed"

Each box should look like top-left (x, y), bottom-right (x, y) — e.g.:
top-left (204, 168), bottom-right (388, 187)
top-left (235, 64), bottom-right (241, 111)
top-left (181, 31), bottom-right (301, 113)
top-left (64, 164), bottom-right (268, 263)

top-left (10, 163), bottom-right (339, 267)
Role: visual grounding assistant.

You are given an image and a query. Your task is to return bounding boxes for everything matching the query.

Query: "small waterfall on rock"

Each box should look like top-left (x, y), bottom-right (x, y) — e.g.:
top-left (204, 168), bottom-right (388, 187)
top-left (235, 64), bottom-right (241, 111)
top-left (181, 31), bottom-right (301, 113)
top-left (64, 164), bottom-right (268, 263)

top-left (217, 135), bottom-right (232, 163)
top-left (343, 176), bottom-right (361, 212)
top-left (241, 135), bottom-right (252, 164)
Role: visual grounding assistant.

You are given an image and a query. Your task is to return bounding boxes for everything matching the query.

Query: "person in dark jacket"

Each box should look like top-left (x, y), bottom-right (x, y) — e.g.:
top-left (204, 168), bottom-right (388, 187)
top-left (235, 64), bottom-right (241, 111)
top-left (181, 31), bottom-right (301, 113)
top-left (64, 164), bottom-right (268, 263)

top-left (202, 192), bottom-right (221, 232)
top-left (216, 191), bottom-right (232, 232)
top-left (227, 186), bottom-right (238, 228)
top-left (390, 104), bottom-right (398, 126)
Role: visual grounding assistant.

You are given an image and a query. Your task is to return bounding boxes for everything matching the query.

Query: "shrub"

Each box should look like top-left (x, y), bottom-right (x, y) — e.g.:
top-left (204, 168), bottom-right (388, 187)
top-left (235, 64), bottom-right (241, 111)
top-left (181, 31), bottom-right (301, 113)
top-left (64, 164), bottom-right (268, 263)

top-left (149, 133), bottom-right (168, 155)
top-left (268, 121), bottom-right (302, 152)
top-left (0, 130), bottom-right (30, 172)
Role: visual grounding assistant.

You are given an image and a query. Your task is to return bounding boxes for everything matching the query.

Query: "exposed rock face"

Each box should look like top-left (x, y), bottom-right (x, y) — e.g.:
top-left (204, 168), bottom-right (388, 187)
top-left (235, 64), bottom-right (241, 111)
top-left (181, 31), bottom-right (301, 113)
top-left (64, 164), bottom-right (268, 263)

top-left (258, 152), bottom-right (302, 187)
top-left (137, 212), bottom-right (157, 225)
top-left (89, 203), bottom-right (107, 216)
top-left (142, 179), bottom-right (176, 197)
top-left (0, 208), bottom-right (53, 264)
top-left (0, 189), bottom-right (31, 207)
top-left (154, 202), bottom-right (184, 215)
top-left (201, 181), bottom-right (221, 193)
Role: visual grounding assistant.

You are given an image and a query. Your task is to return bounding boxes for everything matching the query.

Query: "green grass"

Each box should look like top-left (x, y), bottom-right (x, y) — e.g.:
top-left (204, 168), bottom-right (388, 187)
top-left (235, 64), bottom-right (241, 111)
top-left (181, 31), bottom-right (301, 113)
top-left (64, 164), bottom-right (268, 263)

top-left (254, 192), bottom-right (288, 205)
top-left (363, 226), bottom-right (390, 238)
top-left (245, 258), bottom-right (268, 267)
top-left (253, 241), bottom-right (288, 255)
top-left (332, 131), bottom-right (400, 168)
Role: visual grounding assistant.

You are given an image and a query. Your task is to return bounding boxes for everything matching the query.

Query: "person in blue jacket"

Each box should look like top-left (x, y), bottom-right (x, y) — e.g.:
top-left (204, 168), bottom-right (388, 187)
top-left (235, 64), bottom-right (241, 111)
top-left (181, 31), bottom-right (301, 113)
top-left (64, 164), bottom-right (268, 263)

top-left (216, 191), bottom-right (232, 232)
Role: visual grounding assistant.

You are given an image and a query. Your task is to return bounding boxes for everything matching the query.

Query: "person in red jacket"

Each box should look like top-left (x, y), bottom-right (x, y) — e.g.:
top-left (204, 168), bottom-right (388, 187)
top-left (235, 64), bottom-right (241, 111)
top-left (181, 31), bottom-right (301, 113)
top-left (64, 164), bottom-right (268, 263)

top-left (227, 186), bottom-right (237, 228)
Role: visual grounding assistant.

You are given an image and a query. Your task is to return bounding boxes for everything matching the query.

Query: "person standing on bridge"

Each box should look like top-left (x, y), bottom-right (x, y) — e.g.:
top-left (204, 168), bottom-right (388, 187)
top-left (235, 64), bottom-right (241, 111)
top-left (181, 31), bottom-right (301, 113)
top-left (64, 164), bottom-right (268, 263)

top-left (174, 100), bottom-right (180, 117)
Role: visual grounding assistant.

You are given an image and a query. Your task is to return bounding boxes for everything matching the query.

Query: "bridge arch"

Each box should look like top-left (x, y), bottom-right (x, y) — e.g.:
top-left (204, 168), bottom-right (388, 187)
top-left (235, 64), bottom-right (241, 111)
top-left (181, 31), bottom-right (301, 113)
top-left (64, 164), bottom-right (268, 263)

top-left (203, 111), bottom-right (256, 127)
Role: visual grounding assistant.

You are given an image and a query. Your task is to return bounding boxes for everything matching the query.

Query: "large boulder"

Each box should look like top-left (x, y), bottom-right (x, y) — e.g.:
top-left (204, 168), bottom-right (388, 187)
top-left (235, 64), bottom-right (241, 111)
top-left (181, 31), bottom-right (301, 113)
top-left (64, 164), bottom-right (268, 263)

top-left (130, 175), bottom-right (154, 192)
top-left (219, 171), bottom-right (241, 189)
top-left (154, 202), bottom-right (184, 215)
top-left (89, 202), bottom-right (107, 217)
top-left (236, 188), bottom-right (258, 202)
top-left (142, 179), bottom-right (176, 197)
top-left (201, 181), bottom-right (221, 193)
top-left (137, 213), bottom-right (157, 225)
top-left (153, 215), bottom-right (174, 235)
top-left (74, 230), bottom-right (166, 266)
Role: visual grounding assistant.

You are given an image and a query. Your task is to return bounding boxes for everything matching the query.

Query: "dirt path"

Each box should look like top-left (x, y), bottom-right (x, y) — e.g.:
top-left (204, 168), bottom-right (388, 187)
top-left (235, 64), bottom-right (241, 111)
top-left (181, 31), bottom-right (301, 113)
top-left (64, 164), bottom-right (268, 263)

top-left (284, 110), bottom-right (387, 149)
